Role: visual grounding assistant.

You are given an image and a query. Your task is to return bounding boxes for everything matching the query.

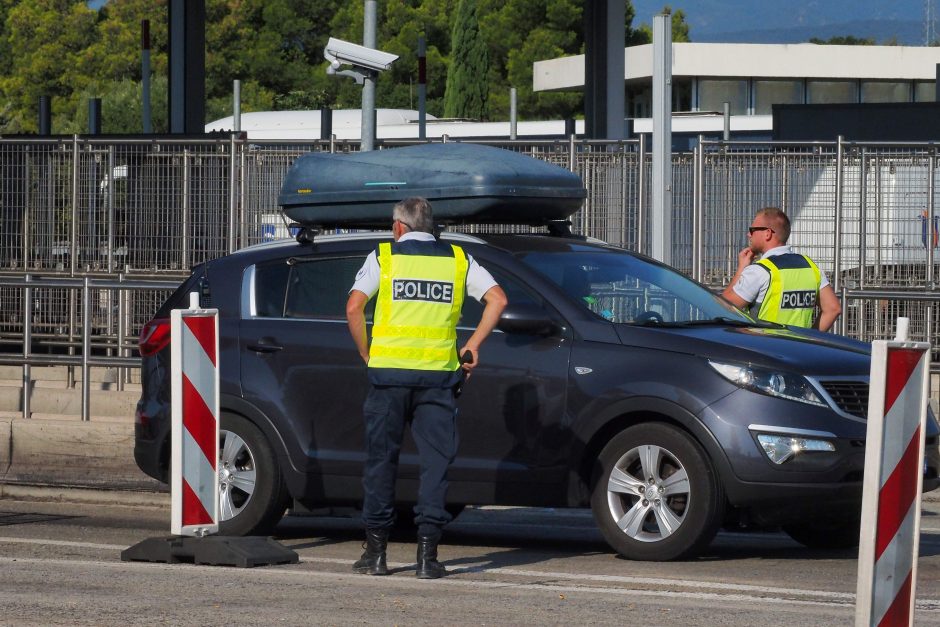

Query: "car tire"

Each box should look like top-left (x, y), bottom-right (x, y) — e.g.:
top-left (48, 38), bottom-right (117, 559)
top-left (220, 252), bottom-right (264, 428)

top-left (782, 519), bottom-right (861, 550)
top-left (218, 413), bottom-right (290, 536)
top-left (590, 423), bottom-right (723, 561)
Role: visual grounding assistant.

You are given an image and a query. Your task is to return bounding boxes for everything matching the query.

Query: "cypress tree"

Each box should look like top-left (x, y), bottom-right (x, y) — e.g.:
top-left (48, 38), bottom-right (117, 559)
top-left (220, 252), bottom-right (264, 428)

top-left (443, 0), bottom-right (489, 119)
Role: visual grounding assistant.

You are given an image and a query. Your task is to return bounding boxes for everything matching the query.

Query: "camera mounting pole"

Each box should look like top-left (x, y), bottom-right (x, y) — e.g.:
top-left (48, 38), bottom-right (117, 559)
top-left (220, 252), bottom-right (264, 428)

top-left (324, 4), bottom-right (399, 151)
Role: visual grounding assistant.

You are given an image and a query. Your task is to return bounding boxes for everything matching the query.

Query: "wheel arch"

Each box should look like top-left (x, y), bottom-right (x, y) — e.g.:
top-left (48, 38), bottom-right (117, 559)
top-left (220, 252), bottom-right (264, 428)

top-left (568, 397), bottom-right (734, 507)
top-left (219, 393), bottom-right (304, 499)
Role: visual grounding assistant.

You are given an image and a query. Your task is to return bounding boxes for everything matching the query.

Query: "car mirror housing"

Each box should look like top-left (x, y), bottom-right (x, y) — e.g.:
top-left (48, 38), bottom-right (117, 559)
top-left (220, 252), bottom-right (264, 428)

top-left (497, 303), bottom-right (559, 336)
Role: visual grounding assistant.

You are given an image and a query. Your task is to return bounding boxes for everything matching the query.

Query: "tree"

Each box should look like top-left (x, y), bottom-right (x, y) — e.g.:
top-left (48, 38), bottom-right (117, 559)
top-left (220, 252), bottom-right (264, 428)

top-left (444, 0), bottom-right (489, 119)
top-left (204, 0), bottom-right (342, 119)
top-left (68, 75), bottom-right (169, 133)
top-left (0, 0), bottom-right (97, 133)
top-left (809, 35), bottom-right (876, 45)
top-left (634, 5), bottom-right (692, 44)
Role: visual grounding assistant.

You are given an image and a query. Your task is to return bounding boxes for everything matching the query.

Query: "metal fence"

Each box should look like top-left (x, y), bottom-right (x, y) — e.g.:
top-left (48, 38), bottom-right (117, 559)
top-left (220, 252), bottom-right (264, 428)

top-left (2, 134), bottom-right (940, 372)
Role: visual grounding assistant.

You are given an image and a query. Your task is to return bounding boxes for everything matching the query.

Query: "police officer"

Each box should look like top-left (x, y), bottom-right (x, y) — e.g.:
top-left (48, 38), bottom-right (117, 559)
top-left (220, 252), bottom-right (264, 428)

top-left (345, 197), bottom-right (508, 579)
top-left (722, 206), bottom-right (841, 331)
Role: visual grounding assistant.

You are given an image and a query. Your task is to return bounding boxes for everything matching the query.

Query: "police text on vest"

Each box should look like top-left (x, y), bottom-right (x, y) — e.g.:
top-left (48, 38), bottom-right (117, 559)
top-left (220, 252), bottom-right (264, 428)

top-left (392, 279), bottom-right (454, 303)
top-left (780, 290), bottom-right (816, 309)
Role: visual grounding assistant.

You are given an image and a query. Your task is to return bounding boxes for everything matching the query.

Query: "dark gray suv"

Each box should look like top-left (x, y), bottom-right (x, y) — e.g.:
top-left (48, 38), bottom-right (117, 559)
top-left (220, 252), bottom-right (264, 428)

top-left (134, 228), bottom-right (940, 560)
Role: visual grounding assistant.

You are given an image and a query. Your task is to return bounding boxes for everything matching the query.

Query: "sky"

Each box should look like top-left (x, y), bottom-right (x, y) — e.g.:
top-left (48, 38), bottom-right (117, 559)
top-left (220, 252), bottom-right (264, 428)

top-left (630, 0), bottom-right (929, 44)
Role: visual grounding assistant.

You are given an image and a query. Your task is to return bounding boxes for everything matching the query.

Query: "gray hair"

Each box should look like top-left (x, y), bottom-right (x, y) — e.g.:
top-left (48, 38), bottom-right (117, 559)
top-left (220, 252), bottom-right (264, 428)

top-left (392, 197), bottom-right (434, 234)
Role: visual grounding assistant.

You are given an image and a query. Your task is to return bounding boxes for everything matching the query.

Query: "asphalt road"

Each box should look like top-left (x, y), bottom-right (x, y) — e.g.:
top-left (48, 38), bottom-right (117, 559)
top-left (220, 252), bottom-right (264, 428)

top-left (1, 497), bottom-right (939, 626)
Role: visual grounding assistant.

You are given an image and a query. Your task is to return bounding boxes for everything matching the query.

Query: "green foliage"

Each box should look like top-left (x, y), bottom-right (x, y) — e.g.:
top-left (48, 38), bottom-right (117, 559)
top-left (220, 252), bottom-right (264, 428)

top-left (0, 0), bottom-right (681, 132)
top-left (0, 0), bottom-right (98, 133)
top-left (634, 6), bottom-right (692, 45)
top-left (444, 0), bottom-right (489, 119)
top-left (808, 35), bottom-right (876, 45)
top-left (68, 75), bottom-right (169, 134)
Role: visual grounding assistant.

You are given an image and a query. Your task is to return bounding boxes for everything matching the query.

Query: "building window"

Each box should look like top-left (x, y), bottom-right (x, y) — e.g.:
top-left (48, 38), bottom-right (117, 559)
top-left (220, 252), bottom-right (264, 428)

top-left (915, 81), bottom-right (936, 102)
top-left (753, 80), bottom-right (803, 115)
top-left (673, 79), bottom-right (692, 112)
top-left (698, 79), bottom-right (748, 114)
top-left (806, 80), bottom-right (858, 104)
top-left (861, 81), bottom-right (912, 103)
top-left (626, 83), bottom-right (651, 118)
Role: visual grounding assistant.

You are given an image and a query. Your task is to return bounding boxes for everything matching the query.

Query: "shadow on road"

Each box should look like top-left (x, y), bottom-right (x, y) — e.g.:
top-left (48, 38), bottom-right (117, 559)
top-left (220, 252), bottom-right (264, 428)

top-left (0, 511), bottom-right (80, 526)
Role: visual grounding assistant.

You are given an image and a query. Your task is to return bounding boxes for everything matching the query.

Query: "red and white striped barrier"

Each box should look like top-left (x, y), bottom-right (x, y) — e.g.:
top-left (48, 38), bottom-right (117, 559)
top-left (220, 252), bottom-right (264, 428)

top-left (856, 318), bottom-right (930, 627)
top-left (170, 293), bottom-right (220, 537)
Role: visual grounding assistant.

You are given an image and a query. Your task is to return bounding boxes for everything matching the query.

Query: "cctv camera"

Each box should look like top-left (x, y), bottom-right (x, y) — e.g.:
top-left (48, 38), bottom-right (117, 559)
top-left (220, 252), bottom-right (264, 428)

top-left (324, 37), bottom-right (399, 73)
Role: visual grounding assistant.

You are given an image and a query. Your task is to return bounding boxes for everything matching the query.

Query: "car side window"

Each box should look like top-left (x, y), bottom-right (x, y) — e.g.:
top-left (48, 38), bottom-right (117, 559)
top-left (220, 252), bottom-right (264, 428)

top-left (253, 256), bottom-right (374, 320)
top-left (459, 266), bottom-right (539, 328)
top-left (285, 257), bottom-right (367, 319)
top-left (254, 260), bottom-right (291, 317)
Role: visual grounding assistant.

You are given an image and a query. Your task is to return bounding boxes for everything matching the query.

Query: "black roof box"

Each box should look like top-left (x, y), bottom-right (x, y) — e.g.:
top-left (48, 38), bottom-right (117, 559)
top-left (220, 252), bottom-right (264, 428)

top-left (278, 143), bottom-right (585, 228)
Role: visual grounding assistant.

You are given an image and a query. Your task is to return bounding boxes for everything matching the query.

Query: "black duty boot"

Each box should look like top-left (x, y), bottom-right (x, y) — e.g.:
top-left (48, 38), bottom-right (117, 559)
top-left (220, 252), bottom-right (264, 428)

top-left (415, 533), bottom-right (446, 579)
top-left (353, 528), bottom-right (389, 575)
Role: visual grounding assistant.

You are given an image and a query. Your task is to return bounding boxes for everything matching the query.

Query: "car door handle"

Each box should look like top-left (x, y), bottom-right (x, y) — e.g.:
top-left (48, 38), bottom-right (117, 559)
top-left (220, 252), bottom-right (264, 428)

top-left (248, 338), bottom-right (284, 353)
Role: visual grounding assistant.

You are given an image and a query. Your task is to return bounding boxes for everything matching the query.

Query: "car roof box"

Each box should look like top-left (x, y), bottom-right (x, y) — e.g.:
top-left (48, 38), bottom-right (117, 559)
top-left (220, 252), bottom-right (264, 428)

top-left (278, 143), bottom-right (585, 228)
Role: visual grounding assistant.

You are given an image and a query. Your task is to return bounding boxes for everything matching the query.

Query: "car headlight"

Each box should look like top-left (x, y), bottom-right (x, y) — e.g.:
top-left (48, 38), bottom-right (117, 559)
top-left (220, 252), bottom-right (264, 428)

top-left (708, 360), bottom-right (828, 408)
top-left (755, 433), bottom-right (836, 464)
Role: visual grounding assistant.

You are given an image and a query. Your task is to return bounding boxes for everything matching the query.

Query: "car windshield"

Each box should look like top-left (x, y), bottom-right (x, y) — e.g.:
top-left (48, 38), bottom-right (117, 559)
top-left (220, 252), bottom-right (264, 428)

top-left (518, 249), bottom-right (763, 326)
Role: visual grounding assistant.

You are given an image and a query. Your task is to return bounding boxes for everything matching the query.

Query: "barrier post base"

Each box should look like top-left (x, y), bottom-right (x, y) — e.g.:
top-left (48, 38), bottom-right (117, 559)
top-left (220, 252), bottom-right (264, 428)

top-left (121, 535), bottom-right (299, 568)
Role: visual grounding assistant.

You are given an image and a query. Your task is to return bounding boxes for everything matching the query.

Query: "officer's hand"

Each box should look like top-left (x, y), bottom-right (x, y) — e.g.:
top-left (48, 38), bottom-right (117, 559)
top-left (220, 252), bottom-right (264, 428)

top-left (737, 247), bottom-right (754, 270)
top-left (458, 347), bottom-right (478, 376)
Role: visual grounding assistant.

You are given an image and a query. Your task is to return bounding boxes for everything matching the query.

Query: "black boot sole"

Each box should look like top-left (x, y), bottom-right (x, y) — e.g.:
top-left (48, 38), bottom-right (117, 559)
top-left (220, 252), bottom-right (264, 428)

top-left (415, 567), bottom-right (446, 579)
top-left (353, 558), bottom-right (388, 575)
top-left (353, 565), bottom-right (389, 575)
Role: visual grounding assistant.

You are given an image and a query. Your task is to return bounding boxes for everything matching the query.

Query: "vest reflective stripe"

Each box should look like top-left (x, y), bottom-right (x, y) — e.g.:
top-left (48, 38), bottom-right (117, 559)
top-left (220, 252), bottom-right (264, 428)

top-left (369, 242), bottom-right (467, 372)
top-left (753, 254), bottom-right (821, 327)
top-left (371, 325), bottom-right (457, 340)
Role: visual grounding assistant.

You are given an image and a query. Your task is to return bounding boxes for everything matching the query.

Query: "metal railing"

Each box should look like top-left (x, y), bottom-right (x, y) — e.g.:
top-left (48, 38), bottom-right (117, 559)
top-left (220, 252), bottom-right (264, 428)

top-left (2, 134), bottom-right (940, 404)
top-left (0, 275), bottom-right (181, 421)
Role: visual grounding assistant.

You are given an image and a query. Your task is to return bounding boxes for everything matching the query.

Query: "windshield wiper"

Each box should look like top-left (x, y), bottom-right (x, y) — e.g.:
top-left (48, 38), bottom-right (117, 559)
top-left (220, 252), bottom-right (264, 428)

top-left (681, 316), bottom-right (779, 328)
top-left (629, 316), bottom-right (777, 328)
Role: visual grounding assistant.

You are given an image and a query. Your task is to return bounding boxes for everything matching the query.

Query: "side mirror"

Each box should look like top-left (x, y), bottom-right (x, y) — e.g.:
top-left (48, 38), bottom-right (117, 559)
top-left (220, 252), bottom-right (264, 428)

top-left (498, 303), bottom-right (560, 336)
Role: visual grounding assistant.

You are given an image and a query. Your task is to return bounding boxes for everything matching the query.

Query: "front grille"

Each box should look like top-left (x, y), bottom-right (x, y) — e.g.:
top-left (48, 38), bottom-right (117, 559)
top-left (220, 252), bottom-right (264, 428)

top-left (819, 381), bottom-right (869, 418)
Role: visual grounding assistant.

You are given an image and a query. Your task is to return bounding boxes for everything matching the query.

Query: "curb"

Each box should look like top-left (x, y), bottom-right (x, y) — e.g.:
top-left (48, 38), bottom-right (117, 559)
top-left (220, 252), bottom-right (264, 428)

top-left (0, 416), bottom-right (162, 493)
top-left (0, 483), bottom-right (168, 508)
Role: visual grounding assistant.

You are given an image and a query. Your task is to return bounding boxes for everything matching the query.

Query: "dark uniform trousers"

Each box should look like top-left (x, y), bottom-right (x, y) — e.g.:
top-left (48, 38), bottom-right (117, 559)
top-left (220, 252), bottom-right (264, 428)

top-left (362, 384), bottom-right (458, 538)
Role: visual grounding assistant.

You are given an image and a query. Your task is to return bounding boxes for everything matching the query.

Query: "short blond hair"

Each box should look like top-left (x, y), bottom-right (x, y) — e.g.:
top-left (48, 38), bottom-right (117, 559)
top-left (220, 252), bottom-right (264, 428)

top-left (756, 207), bottom-right (791, 242)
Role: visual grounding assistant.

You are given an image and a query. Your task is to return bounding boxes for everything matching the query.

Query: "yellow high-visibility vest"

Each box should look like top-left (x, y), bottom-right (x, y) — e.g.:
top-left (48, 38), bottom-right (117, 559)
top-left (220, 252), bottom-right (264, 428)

top-left (751, 253), bottom-right (821, 327)
top-left (369, 241), bottom-right (467, 372)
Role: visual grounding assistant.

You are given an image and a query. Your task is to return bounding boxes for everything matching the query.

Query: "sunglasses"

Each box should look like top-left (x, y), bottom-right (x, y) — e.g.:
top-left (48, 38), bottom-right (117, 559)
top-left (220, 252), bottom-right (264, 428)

top-left (748, 226), bottom-right (773, 235)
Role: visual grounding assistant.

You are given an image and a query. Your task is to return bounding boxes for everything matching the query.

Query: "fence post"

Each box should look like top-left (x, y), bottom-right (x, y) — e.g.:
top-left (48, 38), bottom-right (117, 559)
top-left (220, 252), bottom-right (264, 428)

top-left (22, 274), bottom-right (32, 420)
top-left (859, 147), bottom-right (868, 289)
top-left (81, 276), bottom-right (91, 422)
top-left (70, 136), bottom-right (80, 276)
top-left (693, 136), bottom-right (705, 282)
top-left (834, 136), bottom-right (845, 335)
top-left (928, 150), bottom-right (937, 350)
top-left (107, 145), bottom-right (116, 273)
top-left (117, 273), bottom-right (127, 391)
top-left (182, 148), bottom-right (191, 270)
top-left (620, 141), bottom-right (628, 248)
top-left (637, 136), bottom-right (647, 255)
top-left (228, 135), bottom-right (238, 254)
top-left (568, 133), bottom-right (576, 172)
top-left (928, 149), bottom-right (936, 289)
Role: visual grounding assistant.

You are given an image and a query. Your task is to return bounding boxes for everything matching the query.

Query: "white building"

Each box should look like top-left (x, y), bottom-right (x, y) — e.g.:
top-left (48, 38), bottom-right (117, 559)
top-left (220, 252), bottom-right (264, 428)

top-left (205, 108), bottom-right (584, 140)
top-left (533, 42), bottom-right (940, 139)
